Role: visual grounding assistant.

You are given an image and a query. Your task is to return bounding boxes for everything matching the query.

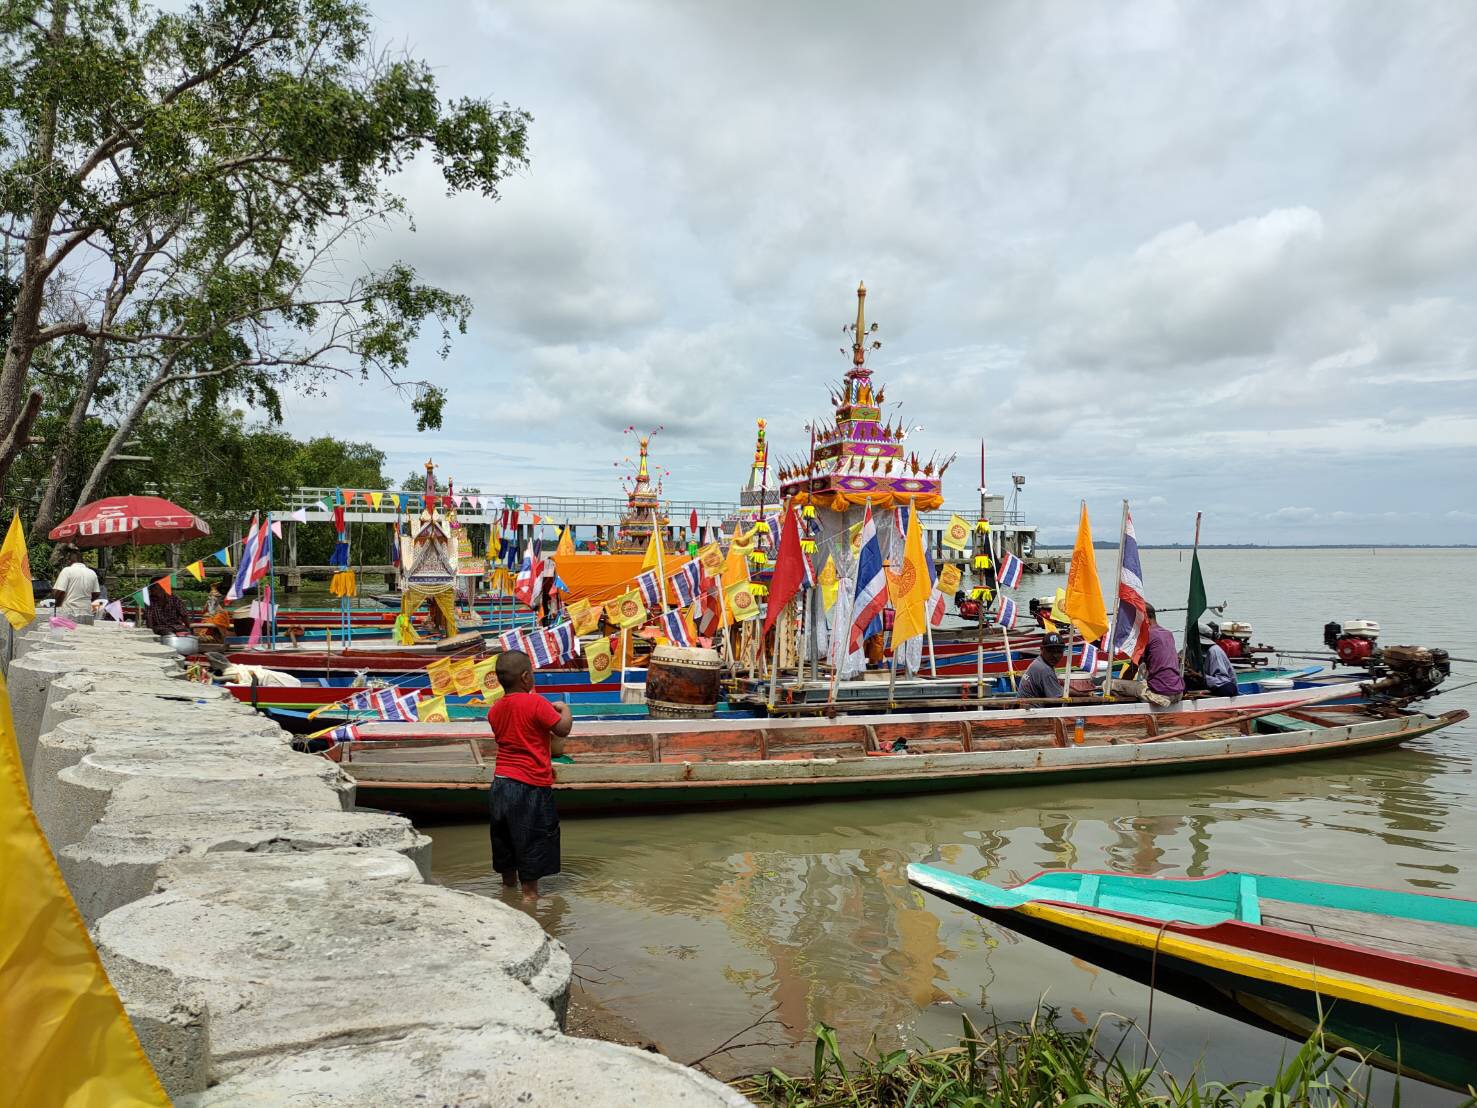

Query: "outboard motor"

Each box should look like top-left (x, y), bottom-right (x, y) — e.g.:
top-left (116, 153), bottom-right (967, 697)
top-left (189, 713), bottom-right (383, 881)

top-left (1213, 620), bottom-right (1256, 661)
top-left (1325, 619), bottom-right (1380, 666)
top-left (1376, 645), bottom-right (1450, 697)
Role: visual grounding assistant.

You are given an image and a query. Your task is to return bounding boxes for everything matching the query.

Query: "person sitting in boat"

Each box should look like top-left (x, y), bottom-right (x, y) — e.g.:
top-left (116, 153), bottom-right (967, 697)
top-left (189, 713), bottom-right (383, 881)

top-left (1114, 605), bottom-right (1185, 707)
top-left (143, 581), bottom-right (193, 637)
top-left (196, 580), bottom-right (233, 644)
top-left (1018, 632), bottom-right (1065, 699)
top-left (1196, 635), bottom-right (1238, 698)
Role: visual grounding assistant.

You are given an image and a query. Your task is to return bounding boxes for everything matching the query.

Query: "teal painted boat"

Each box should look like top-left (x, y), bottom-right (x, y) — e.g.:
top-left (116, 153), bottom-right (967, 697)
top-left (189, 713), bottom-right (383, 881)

top-left (907, 864), bottom-right (1477, 1091)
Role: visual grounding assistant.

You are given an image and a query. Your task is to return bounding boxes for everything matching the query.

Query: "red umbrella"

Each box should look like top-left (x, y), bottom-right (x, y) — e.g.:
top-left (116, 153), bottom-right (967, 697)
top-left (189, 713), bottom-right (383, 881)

top-left (49, 495), bottom-right (211, 547)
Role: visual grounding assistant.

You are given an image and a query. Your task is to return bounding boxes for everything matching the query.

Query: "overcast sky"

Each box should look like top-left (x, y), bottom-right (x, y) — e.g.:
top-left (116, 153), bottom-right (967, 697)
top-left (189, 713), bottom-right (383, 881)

top-left (283, 1), bottom-right (1477, 545)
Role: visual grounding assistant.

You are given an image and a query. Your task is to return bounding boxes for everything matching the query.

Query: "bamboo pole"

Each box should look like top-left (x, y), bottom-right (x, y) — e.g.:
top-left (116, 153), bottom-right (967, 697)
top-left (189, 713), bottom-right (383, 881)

top-left (1102, 498), bottom-right (1128, 697)
top-left (975, 439), bottom-right (986, 698)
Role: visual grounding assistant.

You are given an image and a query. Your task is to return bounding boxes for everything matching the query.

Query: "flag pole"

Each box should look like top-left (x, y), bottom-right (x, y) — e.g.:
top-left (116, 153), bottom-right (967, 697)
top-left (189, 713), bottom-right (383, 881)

top-left (1102, 498), bottom-right (1128, 697)
top-left (1180, 510), bottom-right (1202, 681)
top-left (619, 627), bottom-right (629, 700)
top-left (976, 438), bottom-right (986, 699)
top-left (1061, 624), bottom-right (1074, 703)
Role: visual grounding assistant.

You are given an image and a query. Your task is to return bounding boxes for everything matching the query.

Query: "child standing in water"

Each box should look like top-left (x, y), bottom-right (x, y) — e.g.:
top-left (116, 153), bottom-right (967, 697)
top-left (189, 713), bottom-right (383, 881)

top-left (486, 649), bottom-right (573, 901)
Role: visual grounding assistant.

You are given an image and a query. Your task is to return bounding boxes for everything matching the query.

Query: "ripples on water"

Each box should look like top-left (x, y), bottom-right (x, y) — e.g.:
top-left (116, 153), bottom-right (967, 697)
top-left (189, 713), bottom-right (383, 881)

top-left (429, 548), bottom-right (1477, 1100)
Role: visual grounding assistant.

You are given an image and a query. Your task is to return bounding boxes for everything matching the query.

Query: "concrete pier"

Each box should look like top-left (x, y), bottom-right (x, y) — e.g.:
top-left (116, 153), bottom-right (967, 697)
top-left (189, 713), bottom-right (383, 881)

top-left (9, 623), bottom-right (746, 1106)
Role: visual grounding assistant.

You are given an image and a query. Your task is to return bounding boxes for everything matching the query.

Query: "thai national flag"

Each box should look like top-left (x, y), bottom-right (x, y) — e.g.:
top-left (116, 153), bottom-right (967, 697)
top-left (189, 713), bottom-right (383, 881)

top-left (661, 609), bottom-right (692, 647)
top-left (848, 507), bottom-right (888, 652)
top-left (1112, 509), bottom-right (1150, 662)
top-left (924, 544), bottom-right (945, 627)
top-left (227, 515), bottom-right (272, 601)
top-left (997, 597), bottom-right (1018, 629)
top-left (635, 569), bottom-right (663, 610)
top-left (550, 620), bottom-right (578, 662)
top-left (671, 561), bottom-right (702, 608)
top-left (324, 723), bottom-right (360, 746)
top-left (514, 535), bottom-right (544, 608)
top-left (499, 629), bottom-right (528, 657)
top-left (528, 628), bottom-right (556, 669)
top-left (998, 552), bottom-right (1024, 590)
top-left (346, 690), bottom-right (376, 712)
top-left (373, 687), bottom-right (418, 722)
top-left (1081, 641), bottom-right (1100, 672)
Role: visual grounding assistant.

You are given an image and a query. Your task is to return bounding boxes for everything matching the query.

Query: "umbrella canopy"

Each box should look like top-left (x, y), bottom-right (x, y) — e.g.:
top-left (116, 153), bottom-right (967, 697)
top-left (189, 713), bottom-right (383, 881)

top-left (48, 495), bottom-right (210, 547)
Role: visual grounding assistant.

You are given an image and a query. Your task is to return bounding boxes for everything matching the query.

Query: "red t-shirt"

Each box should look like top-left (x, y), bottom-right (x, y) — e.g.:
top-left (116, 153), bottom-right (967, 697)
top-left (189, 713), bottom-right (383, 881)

top-left (487, 692), bottom-right (563, 787)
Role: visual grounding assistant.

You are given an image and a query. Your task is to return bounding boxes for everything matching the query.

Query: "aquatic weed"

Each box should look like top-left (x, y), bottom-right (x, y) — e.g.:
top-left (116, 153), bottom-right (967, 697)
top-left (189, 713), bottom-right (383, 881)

top-left (730, 1005), bottom-right (1414, 1107)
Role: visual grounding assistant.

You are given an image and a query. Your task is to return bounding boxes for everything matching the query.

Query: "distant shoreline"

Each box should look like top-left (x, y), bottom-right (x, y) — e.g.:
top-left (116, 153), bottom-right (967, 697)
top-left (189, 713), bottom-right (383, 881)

top-left (1035, 544), bottom-right (1475, 551)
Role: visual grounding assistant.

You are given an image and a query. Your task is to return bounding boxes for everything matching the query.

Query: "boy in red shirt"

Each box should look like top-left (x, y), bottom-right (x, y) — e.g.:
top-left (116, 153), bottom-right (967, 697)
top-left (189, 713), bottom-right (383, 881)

top-left (487, 650), bottom-right (573, 900)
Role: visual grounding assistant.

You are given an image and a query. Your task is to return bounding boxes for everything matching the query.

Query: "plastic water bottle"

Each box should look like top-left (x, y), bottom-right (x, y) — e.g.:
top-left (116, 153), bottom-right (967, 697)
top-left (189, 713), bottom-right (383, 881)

top-left (1073, 717), bottom-right (1085, 745)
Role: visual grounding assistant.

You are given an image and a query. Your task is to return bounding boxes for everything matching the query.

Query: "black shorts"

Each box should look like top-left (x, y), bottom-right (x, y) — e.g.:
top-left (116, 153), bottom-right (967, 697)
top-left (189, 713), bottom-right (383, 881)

top-left (489, 776), bottom-right (561, 882)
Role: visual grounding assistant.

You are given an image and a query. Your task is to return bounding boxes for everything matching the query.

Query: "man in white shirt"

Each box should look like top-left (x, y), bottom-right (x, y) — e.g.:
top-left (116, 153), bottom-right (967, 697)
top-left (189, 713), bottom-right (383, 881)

top-left (51, 549), bottom-right (100, 619)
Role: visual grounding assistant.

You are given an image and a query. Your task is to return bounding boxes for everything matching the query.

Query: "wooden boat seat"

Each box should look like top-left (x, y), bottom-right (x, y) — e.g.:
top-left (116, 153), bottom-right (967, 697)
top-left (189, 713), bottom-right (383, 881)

top-left (1259, 899), bottom-right (1477, 971)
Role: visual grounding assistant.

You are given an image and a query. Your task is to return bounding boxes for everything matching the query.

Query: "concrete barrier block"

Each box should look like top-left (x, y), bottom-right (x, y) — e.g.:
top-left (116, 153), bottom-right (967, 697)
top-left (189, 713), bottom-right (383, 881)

top-left (176, 1023), bottom-right (751, 1107)
top-left (154, 847), bottom-right (425, 899)
top-left (95, 880), bottom-right (571, 1091)
top-left (38, 685), bottom-right (258, 748)
top-left (31, 716), bottom-right (289, 845)
top-left (60, 788), bottom-right (432, 922)
top-left (51, 748), bottom-right (354, 852)
top-left (8, 649), bottom-right (182, 776)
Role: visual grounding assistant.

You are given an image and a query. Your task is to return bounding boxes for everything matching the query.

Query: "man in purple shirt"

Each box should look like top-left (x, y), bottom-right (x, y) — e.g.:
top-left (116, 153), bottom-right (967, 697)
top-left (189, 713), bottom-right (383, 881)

top-left (1138, 605), bottom-right (1184, 706)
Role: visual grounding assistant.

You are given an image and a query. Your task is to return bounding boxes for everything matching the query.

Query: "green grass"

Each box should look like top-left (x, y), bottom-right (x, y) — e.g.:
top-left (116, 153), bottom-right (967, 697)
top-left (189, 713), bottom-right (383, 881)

top-left (730, 1007), bottom-right (1456, 1107)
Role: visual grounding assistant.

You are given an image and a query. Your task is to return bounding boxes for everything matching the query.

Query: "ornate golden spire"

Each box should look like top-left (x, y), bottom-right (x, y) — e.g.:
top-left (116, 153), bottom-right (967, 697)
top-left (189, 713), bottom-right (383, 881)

top-left (852, 282), bottom-right (867, 368)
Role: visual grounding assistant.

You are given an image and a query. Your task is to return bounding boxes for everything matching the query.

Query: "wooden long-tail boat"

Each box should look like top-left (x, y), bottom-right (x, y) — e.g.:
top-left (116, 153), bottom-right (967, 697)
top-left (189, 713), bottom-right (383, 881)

top-left (906, 864), bottom-right (1477, 1091)
top-left (326, 689), bottom-right (1465, 820)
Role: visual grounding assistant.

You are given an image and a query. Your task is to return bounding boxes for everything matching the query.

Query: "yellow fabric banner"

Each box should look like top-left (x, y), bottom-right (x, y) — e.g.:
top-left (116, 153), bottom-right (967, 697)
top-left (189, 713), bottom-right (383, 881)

top-left (818, 554), bottom-right (840, 612)
top-left (1062, 502), bottom-right (1108, 642)
top-left (937, 562), bottom-right (962, 596)
top-left (0, 513), bottom-right (36, 630)
top-left (555, 527), bottom-right (575, 557)
top-left (641, 531), bottom-right (662, 570)
top-left (474, 658), bottom-right (504, 703)
top-left (450, 658), bottom-right (480, 696)
top-left (889, 506), bottom-right (932, 644)
top-left (726, 581), bottom-right (760, 622)
top-left (942, 514), bottom-right (971, 552)
top-left (0, 671), bottom-right (169, 1105)
top-left (426, 657), bottom-right (454, 696)
top-left (568, 598), bottom-right (599, 635)
top-left (185, 560), bottom-right (206, 582)
top-left (416, 695), bottom-right (450, 723)
top-left (605, 590), bottom-right (646, 630)
top-left (696, 542), bottom-right (724, 576)
top-left (585, 638), bottom-right (615, 684)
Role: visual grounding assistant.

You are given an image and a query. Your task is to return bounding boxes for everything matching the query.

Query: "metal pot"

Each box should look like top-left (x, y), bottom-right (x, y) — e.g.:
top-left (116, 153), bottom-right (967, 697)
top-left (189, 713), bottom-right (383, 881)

top-left (160, 633), bottom-right (199, 655)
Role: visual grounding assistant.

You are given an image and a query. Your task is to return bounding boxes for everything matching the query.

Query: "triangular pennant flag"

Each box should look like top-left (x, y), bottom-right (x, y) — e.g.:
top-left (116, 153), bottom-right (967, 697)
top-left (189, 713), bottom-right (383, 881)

top-left (156, 576), bottom-right (173, 596)
top-left (270, 520), bottom-right (283, 539)
top-left (213, 548), bottom-right (233, 568)
top-left (135, 587), bottom-right (150, 607)
top-left (343, 489), bottom-right (357, 505)
top-left (185, 561), bottom-right (206, 582)
top-left (104, 599), bottom-right (125, 622)
top-left (291, 507), bottom-right (309, 523)
top-left (371, 492), bottom-right (383, 509)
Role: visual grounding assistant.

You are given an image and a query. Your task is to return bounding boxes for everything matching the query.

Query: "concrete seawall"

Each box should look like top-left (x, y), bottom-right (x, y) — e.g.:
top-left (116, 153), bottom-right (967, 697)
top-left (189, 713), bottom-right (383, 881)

top-left (8, 623), bottom-right (748, 1106)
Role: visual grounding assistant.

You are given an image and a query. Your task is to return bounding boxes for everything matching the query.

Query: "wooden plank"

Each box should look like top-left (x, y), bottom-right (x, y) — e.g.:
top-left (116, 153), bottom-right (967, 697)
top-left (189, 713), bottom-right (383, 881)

top-left (1260, 899), bottom-right (1477, 971)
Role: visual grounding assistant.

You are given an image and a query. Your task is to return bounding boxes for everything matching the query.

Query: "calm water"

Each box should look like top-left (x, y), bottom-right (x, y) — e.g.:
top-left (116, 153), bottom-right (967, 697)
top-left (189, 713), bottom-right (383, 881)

top-left (428, 548), bottom-right (1477, 1097)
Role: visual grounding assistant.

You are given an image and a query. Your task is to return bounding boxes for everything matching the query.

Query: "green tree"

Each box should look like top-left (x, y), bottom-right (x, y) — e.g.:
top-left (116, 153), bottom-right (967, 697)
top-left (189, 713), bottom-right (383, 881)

top-left (0, 0), bottom-right (530, 501)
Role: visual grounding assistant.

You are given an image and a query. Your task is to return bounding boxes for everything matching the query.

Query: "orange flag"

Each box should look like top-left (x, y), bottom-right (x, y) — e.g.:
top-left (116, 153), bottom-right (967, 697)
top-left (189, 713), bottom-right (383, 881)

top-left (1062, 501), bottom-right (1108, 642)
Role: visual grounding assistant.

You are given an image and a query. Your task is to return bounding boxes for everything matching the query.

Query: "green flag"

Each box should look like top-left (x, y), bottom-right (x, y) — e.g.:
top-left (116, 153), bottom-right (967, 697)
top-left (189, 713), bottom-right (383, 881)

top-left (1184, 548), bottom-right (1207, 674)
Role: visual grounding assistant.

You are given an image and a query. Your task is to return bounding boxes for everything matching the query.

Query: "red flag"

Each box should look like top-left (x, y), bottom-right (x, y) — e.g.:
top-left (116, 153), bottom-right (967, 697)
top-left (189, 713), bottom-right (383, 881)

top-left (689, 508), bottom-right (699, 533)
top-left (763, 507), bottom-right (805, 635)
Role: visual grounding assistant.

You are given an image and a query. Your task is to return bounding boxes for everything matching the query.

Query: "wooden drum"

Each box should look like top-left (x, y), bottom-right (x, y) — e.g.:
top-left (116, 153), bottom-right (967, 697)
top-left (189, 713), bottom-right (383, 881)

top-left (645, 645), bottom-right (722, 720)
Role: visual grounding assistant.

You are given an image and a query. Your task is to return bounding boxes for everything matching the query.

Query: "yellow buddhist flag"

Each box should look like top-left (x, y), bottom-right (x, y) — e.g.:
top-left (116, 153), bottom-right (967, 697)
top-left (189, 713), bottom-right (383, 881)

top-left (450, 657), bottom-right (479, 696)
top-left (185, 560), bottom-right (206, 582)
top-left (556, 527), bottom-right (575, 557)
top-left (888, 506), bottom-right (932, 644)
top-left (697, 542), bottom-right (724, 576)
top-left (416, 694), bottom-right (450, 723)
top-left (720, 537), bottom-right (750, 592)
top-left (849, 520), bottom-right (864, 555)
top-left (474, 658), bottom-right (504, 703)
top-left (938, 562), bottom-right (962, 596)
top-left (0, 513), bottom-right (35, 630)
top-left (585, 637), bottom-right (615, 684)
top-left (0, 671), bottom-right (169, 1105)
top-left (725, 581), bottom-right (760, 622)
top-left (425, 657), bottom-right (454, 696)
top-left (1062, 501), bottom-right (1109, 642)
top-left (568, 598), bottom-right (599, 635)
top-left (605, 589), bottom-right (646, 630)
top-left (1048, 587), bottom-right (1068, 628)
top-left (818, 553), bottom-right (840, 612)
top-left (641, 530), bottom-right (661, 570)
top-left (942, 513), bottom-right (971, 552)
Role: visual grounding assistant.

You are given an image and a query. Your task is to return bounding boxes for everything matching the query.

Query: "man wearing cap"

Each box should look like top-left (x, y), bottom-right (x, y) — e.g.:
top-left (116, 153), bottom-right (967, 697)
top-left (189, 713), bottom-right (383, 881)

top-left (1018, 632), bottom-right (1065, 699)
